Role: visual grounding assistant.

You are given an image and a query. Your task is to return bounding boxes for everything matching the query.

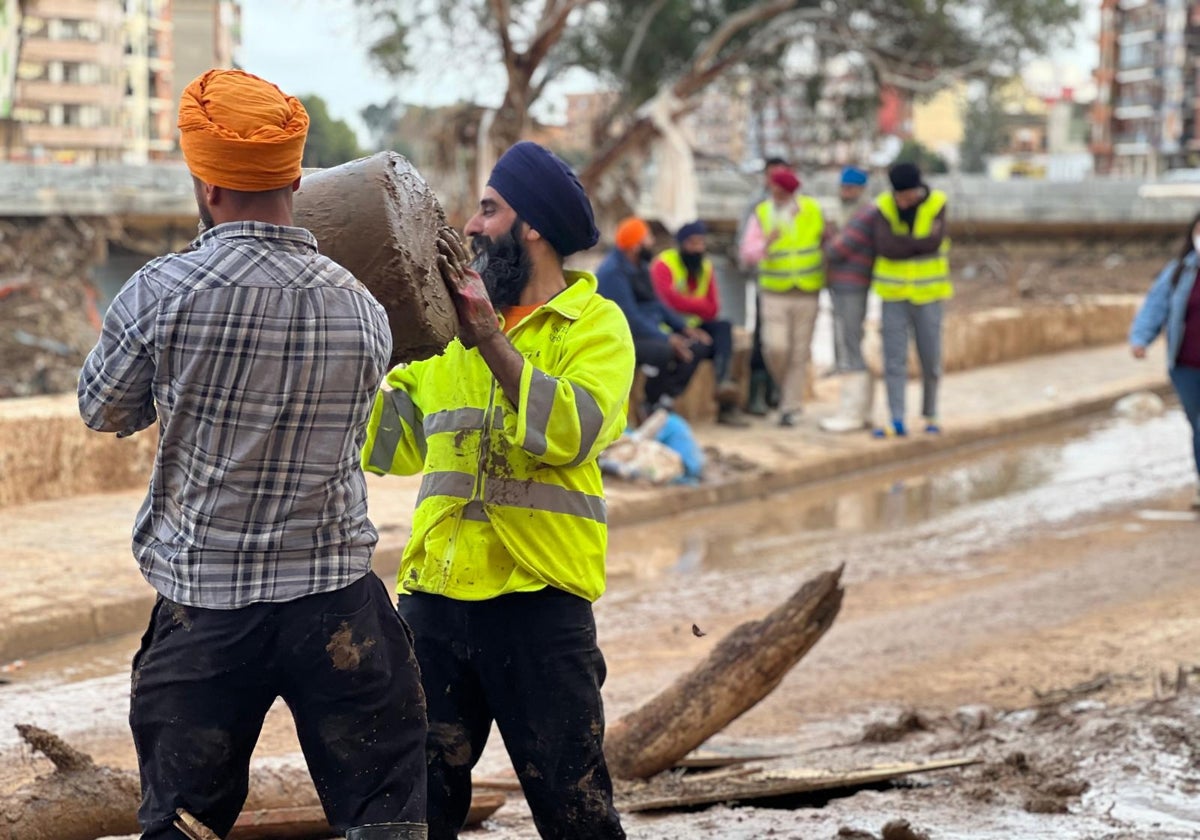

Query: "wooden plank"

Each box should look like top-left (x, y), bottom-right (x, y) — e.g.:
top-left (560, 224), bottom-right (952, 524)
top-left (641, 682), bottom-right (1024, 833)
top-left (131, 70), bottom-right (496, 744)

top-left (621, 757), bottom-right (979, 813)
top-left (228, 792), bottom-right (507, 839)
top-left (675, 750), bottom-right (787, 770)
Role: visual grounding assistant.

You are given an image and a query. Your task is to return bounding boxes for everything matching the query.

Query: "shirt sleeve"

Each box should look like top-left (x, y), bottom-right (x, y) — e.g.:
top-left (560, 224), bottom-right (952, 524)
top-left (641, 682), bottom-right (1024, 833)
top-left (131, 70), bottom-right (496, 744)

top-left (506, 300), bottom-right (635, 468)
top-left (874, 206), bottom-right (947, 259)
top-left (77, 268), bottom-right (160, 435)
top-left (1129, 261), bottom-right (1177, 349)
top-left (361, 362), bottom-right (427, 477)
top-left (739, 215), bottom-right (767, 267)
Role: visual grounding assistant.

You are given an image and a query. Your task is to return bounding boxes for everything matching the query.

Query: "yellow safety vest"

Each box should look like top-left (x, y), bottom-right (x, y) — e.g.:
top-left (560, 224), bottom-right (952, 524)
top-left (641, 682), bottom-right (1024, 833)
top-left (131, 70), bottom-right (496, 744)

top-left (657, 248), bottom-right (713, 328)
top-left (362, 271), bottom-right (635, 603)
top-left (871, 190), bottom-right (953, 304)
top-left (755, 196), bottom-right (825, 293)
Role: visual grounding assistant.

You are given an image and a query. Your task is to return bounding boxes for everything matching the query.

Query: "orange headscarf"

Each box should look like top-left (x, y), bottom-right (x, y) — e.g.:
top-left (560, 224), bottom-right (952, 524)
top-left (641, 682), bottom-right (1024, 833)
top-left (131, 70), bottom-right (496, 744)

top-left (178, 69), bottom-right (309, 192)
top-left (615, 217), bottom-right (650, 251)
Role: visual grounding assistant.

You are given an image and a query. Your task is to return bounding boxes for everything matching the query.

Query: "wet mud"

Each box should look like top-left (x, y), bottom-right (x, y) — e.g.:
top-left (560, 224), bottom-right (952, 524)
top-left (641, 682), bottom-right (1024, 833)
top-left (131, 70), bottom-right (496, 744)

top-left (2, 412), bottom-right (1198, 836)
top-left (294, 152), bottom-right (459, 365)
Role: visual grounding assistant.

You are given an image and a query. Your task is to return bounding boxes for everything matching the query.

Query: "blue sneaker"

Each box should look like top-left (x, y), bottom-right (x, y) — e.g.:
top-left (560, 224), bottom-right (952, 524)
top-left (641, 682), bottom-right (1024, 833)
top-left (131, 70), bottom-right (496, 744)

top-left (924, 419), bottom-right (941, 434)
top-left (872, 419), bottom-right (907, 438)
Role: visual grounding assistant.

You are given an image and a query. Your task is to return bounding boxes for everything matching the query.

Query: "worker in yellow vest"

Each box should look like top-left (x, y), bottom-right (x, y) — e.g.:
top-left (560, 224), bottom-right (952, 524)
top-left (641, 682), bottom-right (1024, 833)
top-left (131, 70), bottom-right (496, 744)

top-left (363, 142), bottom-right (631, 840)
top-left (738, 167), bottom-right (825, 427)
top-left (869, 162), bottom-right (952, 438)
top-left (651, 220), bottom-right (746, 425)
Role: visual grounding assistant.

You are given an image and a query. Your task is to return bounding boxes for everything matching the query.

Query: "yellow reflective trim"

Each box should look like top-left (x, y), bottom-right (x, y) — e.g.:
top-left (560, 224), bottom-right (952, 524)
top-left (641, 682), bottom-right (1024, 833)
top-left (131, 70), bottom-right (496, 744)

top-left (369, 389), bottom-right (424, 472)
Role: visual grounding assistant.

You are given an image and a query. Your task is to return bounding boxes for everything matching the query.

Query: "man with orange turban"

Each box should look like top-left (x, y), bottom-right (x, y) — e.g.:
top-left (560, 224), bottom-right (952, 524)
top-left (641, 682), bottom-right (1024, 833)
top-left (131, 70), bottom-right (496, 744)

top-left (596, 216), bottom-right (714, 417)
top-left (78, 69), bottom-right (427, 840)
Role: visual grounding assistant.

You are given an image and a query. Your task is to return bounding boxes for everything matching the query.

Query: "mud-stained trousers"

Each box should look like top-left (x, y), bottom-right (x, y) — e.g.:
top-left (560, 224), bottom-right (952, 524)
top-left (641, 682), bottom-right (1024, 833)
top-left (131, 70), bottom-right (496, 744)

top-left (398, 588), bottom-right (625, 840)
top-left (129, 573), bottom-right (428, 839)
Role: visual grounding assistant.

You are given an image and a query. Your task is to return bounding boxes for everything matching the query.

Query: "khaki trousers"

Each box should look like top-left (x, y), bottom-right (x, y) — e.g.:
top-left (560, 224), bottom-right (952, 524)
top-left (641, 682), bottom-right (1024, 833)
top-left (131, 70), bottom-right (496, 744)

top-left (759, 289), bottom-right (820, 415)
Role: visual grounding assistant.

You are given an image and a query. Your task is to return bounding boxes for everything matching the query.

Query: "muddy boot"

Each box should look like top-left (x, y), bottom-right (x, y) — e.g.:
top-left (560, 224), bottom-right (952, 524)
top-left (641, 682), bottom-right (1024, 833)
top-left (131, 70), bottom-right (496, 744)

top-left (746, 370), bottom-right (770, 416)
top-left (345, 824), bottom-right (427, 840)
top-left (718, 403), bottom-right (750, 427)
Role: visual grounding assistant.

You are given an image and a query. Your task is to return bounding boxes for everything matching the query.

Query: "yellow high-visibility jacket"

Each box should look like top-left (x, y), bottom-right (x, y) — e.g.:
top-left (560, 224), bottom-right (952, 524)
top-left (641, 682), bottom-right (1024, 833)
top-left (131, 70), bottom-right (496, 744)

top-left (362, 271), bottom-right (634, 602)
top-left (755, 196), bottom-right (825, 293)
top-left (657, 248), bottom-right (713, 328)
top-left (871, 190), bottom-right (953, 304)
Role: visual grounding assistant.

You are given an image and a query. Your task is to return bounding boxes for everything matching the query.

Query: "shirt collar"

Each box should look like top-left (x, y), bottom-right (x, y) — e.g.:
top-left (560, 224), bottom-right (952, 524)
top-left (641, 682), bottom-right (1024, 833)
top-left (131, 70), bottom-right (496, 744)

top-left (189, 221), bottom-right (319, 253)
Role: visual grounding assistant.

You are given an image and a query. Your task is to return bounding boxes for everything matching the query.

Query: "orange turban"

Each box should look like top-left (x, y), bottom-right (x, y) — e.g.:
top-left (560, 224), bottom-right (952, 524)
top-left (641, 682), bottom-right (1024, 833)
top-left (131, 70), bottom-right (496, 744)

top-left (615, 217), bottom-right (649, 251)
top-left (178, 69), bottom-right (309, 192)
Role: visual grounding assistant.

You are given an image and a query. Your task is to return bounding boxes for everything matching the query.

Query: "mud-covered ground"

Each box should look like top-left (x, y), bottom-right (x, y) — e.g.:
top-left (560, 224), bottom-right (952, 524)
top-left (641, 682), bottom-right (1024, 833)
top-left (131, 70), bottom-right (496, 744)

top-left (2, 411), bottom-right (1198, 838)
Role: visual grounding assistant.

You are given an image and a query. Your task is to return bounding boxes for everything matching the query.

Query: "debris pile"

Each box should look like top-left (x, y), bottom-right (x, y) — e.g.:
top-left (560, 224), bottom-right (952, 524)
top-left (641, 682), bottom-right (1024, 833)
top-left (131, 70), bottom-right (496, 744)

top-left (0, 217), bottom-right (115, 398)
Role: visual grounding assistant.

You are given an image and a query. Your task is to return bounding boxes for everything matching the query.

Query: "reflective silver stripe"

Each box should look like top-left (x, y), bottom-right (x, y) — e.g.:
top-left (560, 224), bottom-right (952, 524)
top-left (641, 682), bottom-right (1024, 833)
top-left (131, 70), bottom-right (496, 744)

top-left (493, 411), bottom-right (505, 430)
top-left (416, 470), bottom-right (476, 504)
top-left (424, 407), bottom-right (486, 436)
top-left (368, 389), bottom-right (424, 471)
top-left (760, 268), bottom-right (823, 278)
top-left (768, 247), bottom-right (820, 257)
top-left (485, 477), bottom-right (607, 523)
top-left (522, 370), bottom-right (558, 456)
top-left (567, 383), bottom-right (605, 468)
top-left (461, 500), bottom-right (490, 522)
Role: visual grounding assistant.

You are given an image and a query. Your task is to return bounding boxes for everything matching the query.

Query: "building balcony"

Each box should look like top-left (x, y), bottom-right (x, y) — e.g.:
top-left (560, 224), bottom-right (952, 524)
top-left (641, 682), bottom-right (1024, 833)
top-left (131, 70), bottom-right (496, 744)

top-left (22, 123), bottom-right (123, 149)
top-left (1116, 67), bottom-right (1157, 84)
top-left (1117, 0), bottom-right (1149, 10)
top-left (21, 37), bottom-right (122, 65)
top-left (147, 97), bottom-right (172, 112)
top-left (1119, 28), bottom-right (1158, 46)
top-left (24, 0), bottom-right (122, 25)
top-left (16, 80), bottom-right (122, 107)
top-left (1114, 104), bottom-right (1157, 120)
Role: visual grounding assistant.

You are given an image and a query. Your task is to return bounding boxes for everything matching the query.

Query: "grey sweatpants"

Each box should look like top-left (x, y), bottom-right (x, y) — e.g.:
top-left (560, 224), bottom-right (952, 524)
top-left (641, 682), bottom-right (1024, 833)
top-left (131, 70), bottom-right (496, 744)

top-left (881, 299), bottom-right (943, 422)
top-left (830, 284), bottom-right (869, 373)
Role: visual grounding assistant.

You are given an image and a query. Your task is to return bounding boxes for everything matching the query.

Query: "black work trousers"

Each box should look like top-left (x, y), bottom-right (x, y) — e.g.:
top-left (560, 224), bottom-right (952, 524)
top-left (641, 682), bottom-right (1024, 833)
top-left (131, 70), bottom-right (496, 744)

top-left (398, 588), bottom-right (625, 840)
top-left (130, 573), bottom-right (428, 839)
top-left (634, 336), bottom-right (713, 407)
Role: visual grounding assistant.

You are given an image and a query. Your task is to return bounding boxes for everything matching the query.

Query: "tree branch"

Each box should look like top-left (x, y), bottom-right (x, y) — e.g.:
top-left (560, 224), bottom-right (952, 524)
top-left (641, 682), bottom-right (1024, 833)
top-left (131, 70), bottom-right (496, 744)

top-left (620, 0), bottom-right (671, 80)
top-left (690, 0), bottom-right (805, 74)
top-left (488, 0), bottom-right (516, 65)
top-left (525, 0), bottom-right (594, 70)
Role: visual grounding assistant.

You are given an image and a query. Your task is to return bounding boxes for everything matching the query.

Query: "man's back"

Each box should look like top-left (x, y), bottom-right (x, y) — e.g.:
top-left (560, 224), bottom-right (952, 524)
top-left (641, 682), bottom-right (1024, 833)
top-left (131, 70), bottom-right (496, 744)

top-left (79, 221), bottom-right (392, 608)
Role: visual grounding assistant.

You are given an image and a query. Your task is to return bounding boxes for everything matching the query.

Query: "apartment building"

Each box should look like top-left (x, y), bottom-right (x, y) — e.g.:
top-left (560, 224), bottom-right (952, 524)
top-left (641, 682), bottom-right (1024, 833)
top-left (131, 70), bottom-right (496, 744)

top-left (3, 0), bottom-right (237, 163)
top-left (11, 0), bottom-right (127, 163)
top-left (1092, 0), bottom-right (1198, 175)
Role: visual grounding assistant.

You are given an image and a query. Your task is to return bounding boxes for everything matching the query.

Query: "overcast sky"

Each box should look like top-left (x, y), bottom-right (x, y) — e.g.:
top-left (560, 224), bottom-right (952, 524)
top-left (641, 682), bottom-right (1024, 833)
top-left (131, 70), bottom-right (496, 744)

top-left (238, 0), bottom-right (1100, 145)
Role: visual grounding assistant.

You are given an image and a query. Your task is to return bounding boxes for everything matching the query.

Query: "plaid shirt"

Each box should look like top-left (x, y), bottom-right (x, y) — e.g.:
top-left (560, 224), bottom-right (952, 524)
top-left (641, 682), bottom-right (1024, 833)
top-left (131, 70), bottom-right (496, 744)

top-left (78, 222), bottom-right (392, 609)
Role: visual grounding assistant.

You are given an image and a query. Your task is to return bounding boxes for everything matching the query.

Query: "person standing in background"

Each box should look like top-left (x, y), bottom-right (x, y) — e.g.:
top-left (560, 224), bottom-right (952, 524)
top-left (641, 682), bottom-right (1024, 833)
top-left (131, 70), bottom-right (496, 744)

top-left (1130, 211), bottom-right (1200, 509)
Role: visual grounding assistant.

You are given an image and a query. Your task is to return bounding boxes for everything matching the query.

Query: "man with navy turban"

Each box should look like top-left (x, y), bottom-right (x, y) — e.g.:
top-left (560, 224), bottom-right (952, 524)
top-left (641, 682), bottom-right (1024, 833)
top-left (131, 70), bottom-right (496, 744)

top-left (364, 140), bottom-right (632, 839)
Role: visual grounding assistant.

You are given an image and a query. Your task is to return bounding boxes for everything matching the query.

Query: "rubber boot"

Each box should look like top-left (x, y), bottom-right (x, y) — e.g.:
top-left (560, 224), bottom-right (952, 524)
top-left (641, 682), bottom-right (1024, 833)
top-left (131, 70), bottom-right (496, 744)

top-left (345, 823), bottom-right (428, 840)
top-left (820, 374), bottom-right (860, 432)
top-left (718, 403), bottom-right (751, 427)
top-left (746, 370), bottom-right (770, 416)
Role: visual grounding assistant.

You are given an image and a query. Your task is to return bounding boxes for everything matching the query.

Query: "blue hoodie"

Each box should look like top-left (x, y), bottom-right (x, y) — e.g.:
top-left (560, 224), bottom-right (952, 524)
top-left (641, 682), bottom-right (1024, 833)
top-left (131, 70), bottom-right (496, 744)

top-left (595, 248), bottom-right (686, 341)
top-left (1130, 250), bottom-right (1200, 370)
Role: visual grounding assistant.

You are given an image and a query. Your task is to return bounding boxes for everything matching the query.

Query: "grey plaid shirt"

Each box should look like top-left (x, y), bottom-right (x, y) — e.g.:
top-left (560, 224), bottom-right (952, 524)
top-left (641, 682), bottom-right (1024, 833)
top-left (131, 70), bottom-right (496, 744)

top-left (79, 222), bottom-right (392, 609)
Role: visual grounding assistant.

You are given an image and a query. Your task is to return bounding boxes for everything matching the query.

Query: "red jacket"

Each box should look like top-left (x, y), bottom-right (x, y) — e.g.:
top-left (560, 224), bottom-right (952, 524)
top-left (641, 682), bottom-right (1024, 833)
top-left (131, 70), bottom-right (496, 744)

top-left (651, 256), bottom-right (719, 323)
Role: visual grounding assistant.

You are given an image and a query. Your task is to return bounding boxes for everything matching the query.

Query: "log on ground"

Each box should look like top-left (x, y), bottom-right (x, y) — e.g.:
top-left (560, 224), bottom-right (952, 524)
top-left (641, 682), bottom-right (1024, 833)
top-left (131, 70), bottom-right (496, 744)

top-left (2, 725), bottom-right (498, 840)
top-left (604, 566), bottom-right (844, 780)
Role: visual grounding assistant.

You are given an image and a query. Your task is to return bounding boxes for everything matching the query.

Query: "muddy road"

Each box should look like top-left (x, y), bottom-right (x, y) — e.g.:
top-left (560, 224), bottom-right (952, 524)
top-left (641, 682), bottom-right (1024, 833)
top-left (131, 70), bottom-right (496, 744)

top-left (2, 409), bottom-right (1199, 838)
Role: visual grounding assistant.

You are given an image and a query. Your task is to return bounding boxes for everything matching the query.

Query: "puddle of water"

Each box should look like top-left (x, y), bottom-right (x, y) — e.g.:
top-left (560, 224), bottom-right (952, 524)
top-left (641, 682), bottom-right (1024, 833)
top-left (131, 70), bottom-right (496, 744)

top-left (608, 410), bottom-right (1195, 583)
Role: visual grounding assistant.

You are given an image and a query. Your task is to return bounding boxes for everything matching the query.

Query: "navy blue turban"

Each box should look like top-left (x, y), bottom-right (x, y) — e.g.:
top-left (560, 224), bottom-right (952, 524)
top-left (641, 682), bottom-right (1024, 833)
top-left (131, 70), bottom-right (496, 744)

top-left (487, 141), bottom-right (599, 257)
top-left (675, 220), bottom-right (706, 243)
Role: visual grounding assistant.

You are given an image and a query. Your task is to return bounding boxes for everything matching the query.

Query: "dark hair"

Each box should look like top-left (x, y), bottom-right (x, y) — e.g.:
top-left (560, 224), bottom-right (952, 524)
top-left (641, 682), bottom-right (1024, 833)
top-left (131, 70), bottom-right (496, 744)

top-left (764, 156), bottom-right (788, 171)
top-left (1170, 211), bottom-right (1200, 287)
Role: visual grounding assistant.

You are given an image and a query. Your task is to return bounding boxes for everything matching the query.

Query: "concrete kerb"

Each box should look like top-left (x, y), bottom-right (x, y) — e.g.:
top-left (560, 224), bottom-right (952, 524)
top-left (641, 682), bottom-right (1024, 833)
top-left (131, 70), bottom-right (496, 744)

top-left (0, 375), bottom-right (1173, 664)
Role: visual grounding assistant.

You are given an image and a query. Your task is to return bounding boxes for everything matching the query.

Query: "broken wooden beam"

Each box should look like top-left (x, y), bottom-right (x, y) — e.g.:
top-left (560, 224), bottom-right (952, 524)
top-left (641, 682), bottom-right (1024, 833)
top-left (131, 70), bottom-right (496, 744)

top-left (604, 566), bottom-right (844, 780)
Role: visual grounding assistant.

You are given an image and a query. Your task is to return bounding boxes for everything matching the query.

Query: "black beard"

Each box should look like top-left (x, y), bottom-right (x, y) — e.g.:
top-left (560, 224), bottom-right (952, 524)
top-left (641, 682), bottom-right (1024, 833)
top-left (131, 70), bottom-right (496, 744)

top-left (681, 251), bottom-right (705, 275)
top-left (471, 224), bottom-right (531, 309)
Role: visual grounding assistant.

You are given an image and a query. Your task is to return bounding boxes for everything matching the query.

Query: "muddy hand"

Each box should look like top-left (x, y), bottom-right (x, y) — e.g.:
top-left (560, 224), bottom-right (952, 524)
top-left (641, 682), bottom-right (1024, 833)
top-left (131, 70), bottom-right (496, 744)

top-left (438, 226), bottom-right (471, 272)
top-left (438, 238), bottom-right (497, 349)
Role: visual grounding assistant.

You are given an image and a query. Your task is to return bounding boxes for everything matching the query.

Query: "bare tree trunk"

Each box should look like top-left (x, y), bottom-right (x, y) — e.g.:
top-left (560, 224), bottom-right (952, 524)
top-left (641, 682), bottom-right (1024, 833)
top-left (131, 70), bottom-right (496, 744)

top-left (604, 566), bottom-right (844, 780)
